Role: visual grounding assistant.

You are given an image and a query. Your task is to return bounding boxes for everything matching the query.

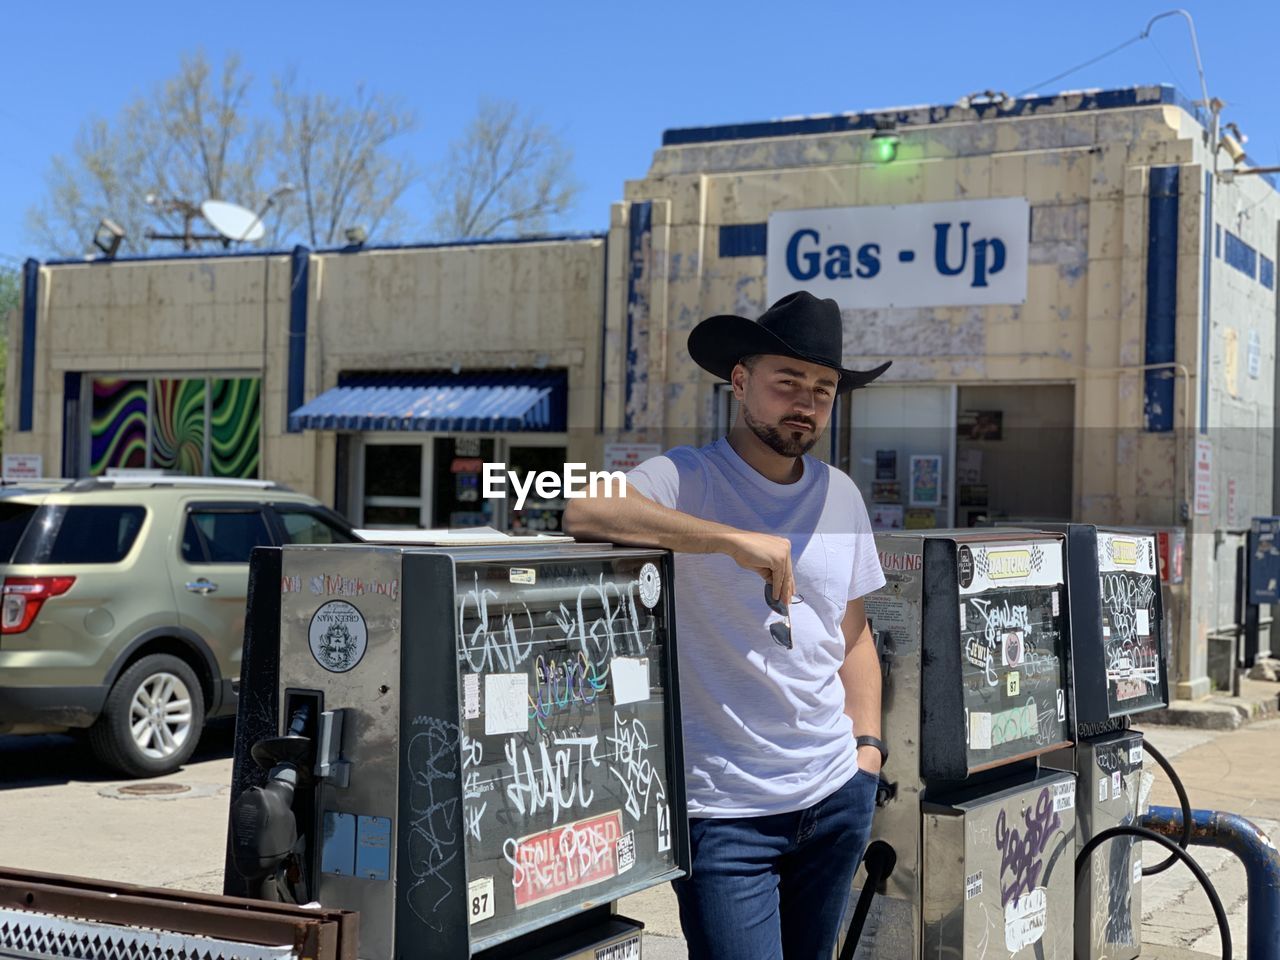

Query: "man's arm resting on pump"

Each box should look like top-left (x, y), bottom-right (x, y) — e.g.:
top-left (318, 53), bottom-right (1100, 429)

top-left (839, 597), bottom-right (884, 776)
top-left (563, 480), bottom-right (797, 605)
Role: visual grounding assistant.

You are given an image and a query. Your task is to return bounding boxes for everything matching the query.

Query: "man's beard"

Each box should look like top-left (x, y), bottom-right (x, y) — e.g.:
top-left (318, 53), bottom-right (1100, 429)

top-left (743, 406), bottom-right (819, 457)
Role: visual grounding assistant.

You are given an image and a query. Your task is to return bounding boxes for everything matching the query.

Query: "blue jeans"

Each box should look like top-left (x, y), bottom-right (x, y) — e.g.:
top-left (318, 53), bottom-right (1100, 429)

top-left (672, 770), bottom-right (878, 960)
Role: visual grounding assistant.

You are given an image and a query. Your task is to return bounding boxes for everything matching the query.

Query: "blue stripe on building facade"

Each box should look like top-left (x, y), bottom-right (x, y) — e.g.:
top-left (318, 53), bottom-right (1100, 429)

top-left (663, 86), bottom-right (1198, 147)
top-left (1198, 172), bottom-right (1211, 435)
top-left (1143, 167), bottom-right (1179, 433)
top-left (1198, 172), bottom-right (1208, 435)
top-left (623, 202), bottom-right (653, 432)
top-left (286, 246), bottom-right (310, 434)
top-left (1224, 231), bottom-right (1257, 279)
top-left (19, 259), bottom-right (39, 432)
top-left (719, 224), bottom-right (768, 257)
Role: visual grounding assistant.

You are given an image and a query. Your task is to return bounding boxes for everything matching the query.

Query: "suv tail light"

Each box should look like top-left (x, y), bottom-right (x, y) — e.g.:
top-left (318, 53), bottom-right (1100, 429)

top-left (2, 576), bottom-right (76, 634)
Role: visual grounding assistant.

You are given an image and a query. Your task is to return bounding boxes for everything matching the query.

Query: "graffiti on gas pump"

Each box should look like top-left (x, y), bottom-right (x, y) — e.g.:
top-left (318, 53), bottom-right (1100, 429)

top-left (406, 716), bottom-right (464, 930)
top-left (959, 585), bottom-right (1068, 761)
top-left (453, 561), bottom-right (676, 924)
top-left (993, 787), bottom-right (1065, 950)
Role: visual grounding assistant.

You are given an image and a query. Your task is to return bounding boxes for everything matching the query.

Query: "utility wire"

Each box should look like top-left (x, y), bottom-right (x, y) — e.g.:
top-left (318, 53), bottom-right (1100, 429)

top-left (1014, 32), bottom-right (1147, 99)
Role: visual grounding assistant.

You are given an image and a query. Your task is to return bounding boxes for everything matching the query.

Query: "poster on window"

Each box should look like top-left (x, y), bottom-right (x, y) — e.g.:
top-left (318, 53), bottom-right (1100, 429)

top-left (909, 455), bottom-right (943, 507)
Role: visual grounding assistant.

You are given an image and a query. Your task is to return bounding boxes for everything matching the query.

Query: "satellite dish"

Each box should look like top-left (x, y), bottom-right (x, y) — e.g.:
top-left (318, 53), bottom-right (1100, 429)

top-left (201, 200), bottom-right (265, 243)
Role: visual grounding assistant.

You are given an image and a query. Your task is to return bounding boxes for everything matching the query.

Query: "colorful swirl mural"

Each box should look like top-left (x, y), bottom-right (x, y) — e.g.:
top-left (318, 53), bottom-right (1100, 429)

top-left (151, 378), bottom-right (207, 475)
top-left (211, 378), bottom-right (261, 478)
top-left (87, 375), bottom-right (261, 478)
top-left (90, 379), bottom-right (147, 474)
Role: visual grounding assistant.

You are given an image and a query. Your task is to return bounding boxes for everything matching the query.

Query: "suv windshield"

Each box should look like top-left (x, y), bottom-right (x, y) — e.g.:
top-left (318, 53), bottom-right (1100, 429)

top-left (13, 505), bottom-right (147, 564)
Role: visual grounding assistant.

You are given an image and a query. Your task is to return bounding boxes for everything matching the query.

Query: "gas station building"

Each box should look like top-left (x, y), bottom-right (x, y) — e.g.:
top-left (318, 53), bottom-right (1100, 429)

top-left (7, 84), bottom-right (1279, 701)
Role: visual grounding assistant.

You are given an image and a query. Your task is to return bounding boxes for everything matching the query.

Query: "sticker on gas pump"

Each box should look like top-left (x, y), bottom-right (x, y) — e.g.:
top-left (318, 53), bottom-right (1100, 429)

top-left (596, 935), bottom-right (641, 960)
top-left (1006, 671), bottom-right (1020, 697)
top-left (308, 600), bottom-right (369, 673)
top-left (638, 562), bottom-right (662, 608)
top-left (509, 567), bottom-right (537, 585)
top-left (656, 804), bottom-right (671, 852)
top-left (969, 712), bottom-right (992, 751)
top-left (965, 871), bottom-right (983, 900)
top-left (1136, 608), bottom-right (1150, 636)
top-left (1133, 860), bottom-right (1143, 884)
top-left (1052, 590), bottom-right (1060, 616)
top-left (1098, 777), bottom-right (1109, 802)
top-left (616, 831), bottom-right (636, 874)
top-left (1004, 888), bottom-right (1047, 952)
top-left (959, 604), bottom-right (966, 630)
top-left (1051, 780), bottom-right (1075, 812)
top-left (1130, 745), bottom-right (1144, 766)
top-left (463, 673), bottom-right (480, 720)
top-left (468, 877), bottom-right (495, 924)
top-left (1112, 770), bottom-right (1122, 797)
top-left (1056, 689), bottom-right (1066, 722)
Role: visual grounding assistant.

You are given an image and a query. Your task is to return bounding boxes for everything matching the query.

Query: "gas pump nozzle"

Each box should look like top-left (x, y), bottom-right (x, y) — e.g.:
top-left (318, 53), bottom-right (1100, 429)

top-left (230, 703), bottom-right (316, 902)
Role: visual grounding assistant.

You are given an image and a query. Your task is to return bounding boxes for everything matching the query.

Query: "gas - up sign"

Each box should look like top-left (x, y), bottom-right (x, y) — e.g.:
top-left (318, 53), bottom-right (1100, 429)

top-left (767, 198), bottom-right (1029, 308)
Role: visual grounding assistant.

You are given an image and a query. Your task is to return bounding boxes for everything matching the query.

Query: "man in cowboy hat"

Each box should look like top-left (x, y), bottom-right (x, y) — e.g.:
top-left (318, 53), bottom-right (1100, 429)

top-left (563, 291), bottom-right (889, 960)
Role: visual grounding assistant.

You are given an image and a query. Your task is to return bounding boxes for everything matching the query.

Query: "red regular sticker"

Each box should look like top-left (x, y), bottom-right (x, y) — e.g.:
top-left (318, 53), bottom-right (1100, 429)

top-left (507, 811), bottom-right (624, 908)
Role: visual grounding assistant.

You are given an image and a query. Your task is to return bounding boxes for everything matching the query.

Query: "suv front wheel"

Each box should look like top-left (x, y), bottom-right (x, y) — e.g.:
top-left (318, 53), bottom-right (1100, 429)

top-left (88, 654), bottom-right (206, 777)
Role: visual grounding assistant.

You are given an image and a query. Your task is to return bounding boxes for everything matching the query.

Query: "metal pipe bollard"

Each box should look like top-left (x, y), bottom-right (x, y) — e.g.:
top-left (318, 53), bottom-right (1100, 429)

top-left (1142, 805), bottom-right (1280, 960)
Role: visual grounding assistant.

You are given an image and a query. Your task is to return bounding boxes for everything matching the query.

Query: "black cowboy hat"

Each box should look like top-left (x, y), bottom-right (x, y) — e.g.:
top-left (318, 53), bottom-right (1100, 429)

top-left (688, 291), bottom-right (891, 394)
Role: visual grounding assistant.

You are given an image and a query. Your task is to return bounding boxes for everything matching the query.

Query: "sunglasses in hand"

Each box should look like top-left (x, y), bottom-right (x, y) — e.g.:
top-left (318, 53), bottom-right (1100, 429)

top-left (764, 583), bottom-right (804, 650)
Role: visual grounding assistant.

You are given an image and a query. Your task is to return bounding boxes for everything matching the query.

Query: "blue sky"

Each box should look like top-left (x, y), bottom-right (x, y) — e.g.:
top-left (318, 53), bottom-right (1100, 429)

top-left (1, 0), bottom-right (1277, 265)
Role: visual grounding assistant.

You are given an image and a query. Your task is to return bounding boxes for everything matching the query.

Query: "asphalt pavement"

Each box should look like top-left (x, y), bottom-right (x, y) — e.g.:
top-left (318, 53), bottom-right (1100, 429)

top-left (1, 712), bottom-right (1276, 959)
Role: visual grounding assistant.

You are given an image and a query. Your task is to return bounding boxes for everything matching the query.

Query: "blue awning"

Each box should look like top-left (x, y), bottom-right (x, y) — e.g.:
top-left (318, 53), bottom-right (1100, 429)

top-left (288, 371), bottom-right (567, 432)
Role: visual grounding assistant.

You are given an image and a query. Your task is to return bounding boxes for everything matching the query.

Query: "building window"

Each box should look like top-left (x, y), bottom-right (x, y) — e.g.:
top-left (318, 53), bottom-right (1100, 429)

top-left (355, 435), bottom-right (567, 532)
top-left (85, 375), bottom-right (261, 478)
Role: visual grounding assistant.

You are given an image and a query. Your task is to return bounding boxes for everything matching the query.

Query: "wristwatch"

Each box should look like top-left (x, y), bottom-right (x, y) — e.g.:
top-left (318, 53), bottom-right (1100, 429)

top-left (856, 735), bottom-right (889, 765)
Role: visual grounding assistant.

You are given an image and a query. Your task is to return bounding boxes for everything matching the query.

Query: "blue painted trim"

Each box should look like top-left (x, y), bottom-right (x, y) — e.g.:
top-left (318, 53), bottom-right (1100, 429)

top-left (41, 231), bottom-right (607, 268)
top-left (1199, 172), bottom-right (1212, 435)
top-left (623, 202), bottom-right (653, 433)
top-left (1262, 256), bottom-right (1275, 291)
top-left (598, 231), bottom-right (609, 434)
top-left (1215, 223), bottom-right (1221, 258)
top-left (663, 85), bottom-right (1200, 146)
top-left (719, 223), bottom-right (767, 258)
top-left (286, 246), bottom-right (310, 434)
top-left (61, 372), bottom-right (81, 476)
top-left (1144, 167), bottom-right (1179, 433)
top-left (1224, 230), bottom-right (1258, 279)
top-left (19, 259), bottom-right (38, 432)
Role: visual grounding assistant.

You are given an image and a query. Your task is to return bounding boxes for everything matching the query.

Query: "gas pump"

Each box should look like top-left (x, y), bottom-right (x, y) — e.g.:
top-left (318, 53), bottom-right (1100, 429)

top-left (843, 531), bottom-right (1078, 959)
top-left (223, 539), bottom-right (689, 960)
top-left (1035, 525), bottom-right (1168, 960)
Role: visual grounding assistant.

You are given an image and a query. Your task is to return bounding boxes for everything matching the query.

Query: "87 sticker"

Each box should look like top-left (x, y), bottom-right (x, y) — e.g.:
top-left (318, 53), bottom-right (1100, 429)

top-left (468, 877), bottom-right (495, 924)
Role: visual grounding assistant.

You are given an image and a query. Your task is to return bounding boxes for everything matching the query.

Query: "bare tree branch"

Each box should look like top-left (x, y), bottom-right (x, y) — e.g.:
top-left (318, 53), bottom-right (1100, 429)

top-left (273, 76), bottom-right (417, 247)
top-left (431, 98), bottom-right (579, 240)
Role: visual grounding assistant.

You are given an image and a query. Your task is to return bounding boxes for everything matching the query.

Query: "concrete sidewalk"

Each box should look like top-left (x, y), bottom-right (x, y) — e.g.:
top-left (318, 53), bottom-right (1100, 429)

top-left (1142, 675), bottom-right (1280, 729)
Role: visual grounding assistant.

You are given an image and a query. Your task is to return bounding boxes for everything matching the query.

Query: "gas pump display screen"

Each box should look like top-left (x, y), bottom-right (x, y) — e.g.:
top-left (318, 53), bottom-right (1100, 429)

top-left (957, 540), bottom-right (1070, 771)
top-left (1096, 532), bottom-right (1165, 715)
top-left (452, 554), bottom-right (679, 949)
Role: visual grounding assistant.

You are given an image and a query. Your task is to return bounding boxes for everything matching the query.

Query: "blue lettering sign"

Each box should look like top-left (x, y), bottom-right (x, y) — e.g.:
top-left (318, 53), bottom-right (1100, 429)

top-left (786, 229), bottom-right (821, 280)
top-left (824, 244), bottom-right (852, 280)
top-left (934, 221), bottom-right (970, 276)
top-left (856, 243), bottom-right (881, 279)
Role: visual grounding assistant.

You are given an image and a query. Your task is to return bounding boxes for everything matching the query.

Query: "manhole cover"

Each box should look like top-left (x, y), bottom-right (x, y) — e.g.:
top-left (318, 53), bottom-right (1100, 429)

top-left (117, 782), bottom-right (190, 796)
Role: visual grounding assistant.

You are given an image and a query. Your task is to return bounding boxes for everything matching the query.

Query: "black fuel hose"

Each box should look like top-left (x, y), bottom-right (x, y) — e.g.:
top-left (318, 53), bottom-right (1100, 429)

top-left (1136, 734), bottom-right (1193, 876)
top-left (838, 841), bottom-right (897, 960)
top-left (1075, 825), bottom-right (1230, 960)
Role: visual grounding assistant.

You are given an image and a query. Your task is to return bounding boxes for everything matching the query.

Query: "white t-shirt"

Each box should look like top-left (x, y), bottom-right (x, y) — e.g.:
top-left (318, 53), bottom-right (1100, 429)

top-left (626, 438), bottom-right (886, 817)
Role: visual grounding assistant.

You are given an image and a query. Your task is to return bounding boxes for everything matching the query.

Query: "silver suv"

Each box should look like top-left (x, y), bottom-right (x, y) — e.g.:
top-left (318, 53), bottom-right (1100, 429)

top-left (0, 476), bottom-right (357, 777)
